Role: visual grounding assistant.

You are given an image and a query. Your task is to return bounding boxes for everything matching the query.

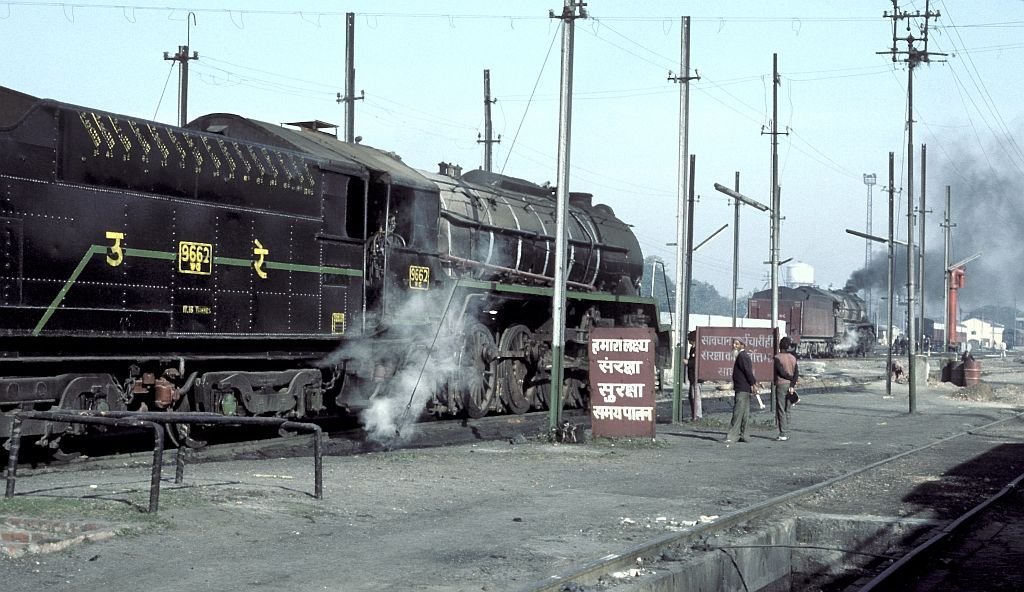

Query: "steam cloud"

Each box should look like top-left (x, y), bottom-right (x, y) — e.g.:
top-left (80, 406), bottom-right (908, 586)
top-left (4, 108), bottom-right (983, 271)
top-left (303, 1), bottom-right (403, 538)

top-left (319, 285), bottom-right (465, 446)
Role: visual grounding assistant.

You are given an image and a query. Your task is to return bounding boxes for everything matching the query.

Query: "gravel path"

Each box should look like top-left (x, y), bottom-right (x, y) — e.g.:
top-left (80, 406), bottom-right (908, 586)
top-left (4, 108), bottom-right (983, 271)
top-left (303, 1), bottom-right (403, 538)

top-left (1, 356), bottom-right (1022, 591)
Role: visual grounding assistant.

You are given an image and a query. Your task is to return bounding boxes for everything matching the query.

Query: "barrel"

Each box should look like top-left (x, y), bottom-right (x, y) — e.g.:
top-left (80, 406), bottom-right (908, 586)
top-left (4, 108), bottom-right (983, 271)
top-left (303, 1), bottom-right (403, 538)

top-left (963, 358), bottom-right (981, 386)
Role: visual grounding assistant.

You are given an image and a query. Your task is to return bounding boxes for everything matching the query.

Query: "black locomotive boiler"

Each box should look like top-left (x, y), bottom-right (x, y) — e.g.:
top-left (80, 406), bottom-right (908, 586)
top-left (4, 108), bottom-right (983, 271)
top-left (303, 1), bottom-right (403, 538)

top-left (0, 85), bottom-right (659, 450)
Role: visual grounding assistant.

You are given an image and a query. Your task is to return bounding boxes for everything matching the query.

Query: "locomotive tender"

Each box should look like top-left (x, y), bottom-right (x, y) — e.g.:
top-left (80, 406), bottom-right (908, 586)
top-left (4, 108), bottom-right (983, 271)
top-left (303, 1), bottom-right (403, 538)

top-left (0, 85), bottom-right (658, 449)
top-left (748, 286), bottom-right (874, 357)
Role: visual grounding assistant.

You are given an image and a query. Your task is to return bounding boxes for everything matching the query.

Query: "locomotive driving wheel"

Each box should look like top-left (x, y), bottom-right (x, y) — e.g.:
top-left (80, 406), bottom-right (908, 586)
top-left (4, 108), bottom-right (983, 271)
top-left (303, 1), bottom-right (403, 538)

top-left (456, 322), bottom-right (498, 419)
top-left (497, 324), bottom-right (535, 415)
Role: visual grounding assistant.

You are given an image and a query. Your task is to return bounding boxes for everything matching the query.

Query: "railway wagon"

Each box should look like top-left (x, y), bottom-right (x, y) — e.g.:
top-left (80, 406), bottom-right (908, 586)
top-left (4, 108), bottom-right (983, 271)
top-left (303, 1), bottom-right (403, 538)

top-left (0, 85), bottom-right (659, 451)
top-left (748, 286), bottom-right (873, 357)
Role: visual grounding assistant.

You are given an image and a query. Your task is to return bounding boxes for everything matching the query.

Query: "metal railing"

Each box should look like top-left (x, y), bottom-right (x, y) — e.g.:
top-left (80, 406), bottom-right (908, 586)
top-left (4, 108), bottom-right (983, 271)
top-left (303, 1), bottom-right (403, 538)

top-left (5, 410), bottom-right (323, 512)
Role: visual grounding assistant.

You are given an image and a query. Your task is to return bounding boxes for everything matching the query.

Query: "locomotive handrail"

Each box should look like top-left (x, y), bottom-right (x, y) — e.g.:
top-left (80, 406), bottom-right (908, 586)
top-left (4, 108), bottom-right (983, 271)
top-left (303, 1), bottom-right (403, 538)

top-left (439, 210), bottom-right (630, 253)
top-left (440, 254), bottom-right (596, 291)
top-left (4, 410), bottom-right (324, 512)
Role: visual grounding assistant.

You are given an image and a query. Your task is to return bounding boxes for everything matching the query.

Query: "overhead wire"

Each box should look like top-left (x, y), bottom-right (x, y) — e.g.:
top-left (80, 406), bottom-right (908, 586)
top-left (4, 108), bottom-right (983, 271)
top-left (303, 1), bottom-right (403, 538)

top-left (499, 21), bottom-right (559, 175)
top-left (935, 2), bottom-right (1024, 173)
top-left (153, 60), bottom-right (176, 120)
top-left (56, 4), bottom-right (1006, 292)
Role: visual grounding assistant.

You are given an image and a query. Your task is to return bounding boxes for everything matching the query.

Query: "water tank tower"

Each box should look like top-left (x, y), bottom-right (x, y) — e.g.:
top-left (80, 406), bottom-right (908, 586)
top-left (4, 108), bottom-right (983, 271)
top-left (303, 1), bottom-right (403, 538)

top-left (783, 261), bottom-right (815, 287)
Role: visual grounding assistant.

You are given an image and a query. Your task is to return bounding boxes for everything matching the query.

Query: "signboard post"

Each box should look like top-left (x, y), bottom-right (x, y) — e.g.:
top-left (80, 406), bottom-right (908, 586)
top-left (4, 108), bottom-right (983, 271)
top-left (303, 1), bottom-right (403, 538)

top-left (588, 327), bottom-right (657, 439)
top-left (694, 327), bottom-right (777, 386)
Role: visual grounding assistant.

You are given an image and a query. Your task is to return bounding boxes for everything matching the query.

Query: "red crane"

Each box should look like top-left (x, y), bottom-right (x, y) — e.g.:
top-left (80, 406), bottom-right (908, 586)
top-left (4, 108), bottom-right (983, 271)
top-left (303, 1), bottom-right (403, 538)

top-left (946, 253), bottom-right (982, 351)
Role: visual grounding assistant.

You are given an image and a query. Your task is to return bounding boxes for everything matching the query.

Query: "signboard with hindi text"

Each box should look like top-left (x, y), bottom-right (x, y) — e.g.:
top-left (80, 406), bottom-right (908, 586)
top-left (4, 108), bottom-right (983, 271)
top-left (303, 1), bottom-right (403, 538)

top-left (588, 327), bottom-right (657, 438)
top-left (694, 327), bottom-right (777, 384)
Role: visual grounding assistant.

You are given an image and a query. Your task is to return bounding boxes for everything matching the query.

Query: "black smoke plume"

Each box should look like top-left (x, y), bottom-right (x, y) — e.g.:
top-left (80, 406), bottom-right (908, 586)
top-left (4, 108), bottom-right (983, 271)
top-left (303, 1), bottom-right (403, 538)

top-left (846, 130), bottom-right (1024, 317)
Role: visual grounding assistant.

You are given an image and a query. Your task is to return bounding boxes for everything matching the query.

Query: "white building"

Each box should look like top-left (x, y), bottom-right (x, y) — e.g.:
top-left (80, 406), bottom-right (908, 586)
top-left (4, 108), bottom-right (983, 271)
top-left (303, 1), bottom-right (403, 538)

top-left (961, 317), bottom-right (1005, 349)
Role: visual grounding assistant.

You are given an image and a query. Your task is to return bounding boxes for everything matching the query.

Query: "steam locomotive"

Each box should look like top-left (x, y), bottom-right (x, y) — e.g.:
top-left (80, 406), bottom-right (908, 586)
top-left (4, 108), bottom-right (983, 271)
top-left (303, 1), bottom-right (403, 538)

top-left (748, 286), bottom-right (874, 357)
top-left (0, 85), bottom-right (659, 450)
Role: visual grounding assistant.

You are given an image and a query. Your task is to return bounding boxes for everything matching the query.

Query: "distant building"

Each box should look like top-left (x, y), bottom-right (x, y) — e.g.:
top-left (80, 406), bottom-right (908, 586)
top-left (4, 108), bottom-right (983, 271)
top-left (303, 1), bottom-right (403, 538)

top-left (961, 318), bottom-right (1004, 349)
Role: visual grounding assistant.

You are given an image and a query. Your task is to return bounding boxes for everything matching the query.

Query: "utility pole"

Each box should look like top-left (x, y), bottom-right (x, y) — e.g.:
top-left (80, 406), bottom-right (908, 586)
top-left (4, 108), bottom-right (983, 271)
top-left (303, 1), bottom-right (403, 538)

top-left (732, 171), bottom-right (741, 327)
top-left (163, 12), bottom-right (198, 128)
top-left (547, 0), bottom-right (586, 434)
top-left (714, 181), bottom-right (769, 333)
top-left (886, 154), bottom-right (896, 397)
top-left (760, 54), bottom-right (787, 342)
top-left (863, 173), bottom-right (877, 318)
top-left (941, 186), bottom-right (955, 352)
top-left (682, 154), bottom-right (696, 367)
top-left (667, 16), bottom-right (698, 425)
top-left (918, 144), bottom-right (930, 347)
top-left (478, 70), bottom-right (501, 172)
top-left (475, 69), bottom-right (499, 170)
top-left (880, 0), bottom-right (943, 413)
top-left (337, 12), bottom-right (365, 143)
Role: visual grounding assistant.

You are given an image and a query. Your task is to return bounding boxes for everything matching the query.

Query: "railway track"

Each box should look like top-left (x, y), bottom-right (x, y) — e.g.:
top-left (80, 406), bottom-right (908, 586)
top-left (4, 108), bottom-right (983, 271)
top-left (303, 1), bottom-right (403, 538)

top-left (518, 410), bottom-right (1024, 592)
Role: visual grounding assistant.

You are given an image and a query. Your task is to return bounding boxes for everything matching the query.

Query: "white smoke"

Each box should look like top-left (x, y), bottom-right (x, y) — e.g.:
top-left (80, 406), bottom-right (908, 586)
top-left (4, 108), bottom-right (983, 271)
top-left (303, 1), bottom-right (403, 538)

top-left (320, 284), bottom-right (468, 446)
top-left (836, 329), bottom-right (861, 355)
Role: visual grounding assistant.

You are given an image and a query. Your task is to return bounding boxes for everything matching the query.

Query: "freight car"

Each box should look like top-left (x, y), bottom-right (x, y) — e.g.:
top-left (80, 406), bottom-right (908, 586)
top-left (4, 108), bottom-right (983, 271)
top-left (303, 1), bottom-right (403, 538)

top-left (0, 85), bottom-right (659, 452)
top-left (748, 286), bottom-right (874, 357)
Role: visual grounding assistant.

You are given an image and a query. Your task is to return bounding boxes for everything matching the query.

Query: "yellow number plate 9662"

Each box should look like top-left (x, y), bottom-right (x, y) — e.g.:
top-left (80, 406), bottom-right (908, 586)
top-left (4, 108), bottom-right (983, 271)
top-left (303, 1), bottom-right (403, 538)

top-left (408, 265), bottom-right (430, 290)
top-left (178, 241), bottom-right (213, 275)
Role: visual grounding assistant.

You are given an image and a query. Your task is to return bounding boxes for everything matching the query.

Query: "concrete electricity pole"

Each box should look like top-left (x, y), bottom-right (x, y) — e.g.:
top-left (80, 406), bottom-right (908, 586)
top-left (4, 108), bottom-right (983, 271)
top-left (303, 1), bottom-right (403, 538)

top-left (761, 54), bottom-right (787, 340)
top-left (886, 154), bottom-right (896, 397)
top-left (163, 12), bottom-right (198, 128)
top-left (733, 172), bottom-right (742, 327)
top-left (478, 70), bottom-right (501, 172)
top-left (863, 173), bottom-right (877, 319)
top-left (918, 144), bottom-right (930, 346)
top-left (547, 0), bottom-right (586, 433)
top-left (941, 186), bottom-right (956, 352)
top-left (880, 0), bottom-right (943, 413)
top-left (682, 153), bottom-right (697, 373)
top-left (337, 13), bottom-right (365, 143)
top-left (667, 16), bottom-right (698, 425)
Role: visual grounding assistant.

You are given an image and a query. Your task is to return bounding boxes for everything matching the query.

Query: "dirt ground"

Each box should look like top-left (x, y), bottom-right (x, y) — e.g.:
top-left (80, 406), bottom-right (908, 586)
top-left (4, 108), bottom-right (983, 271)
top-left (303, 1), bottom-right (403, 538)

top-left (1, 354), bottom-right (1023, 592)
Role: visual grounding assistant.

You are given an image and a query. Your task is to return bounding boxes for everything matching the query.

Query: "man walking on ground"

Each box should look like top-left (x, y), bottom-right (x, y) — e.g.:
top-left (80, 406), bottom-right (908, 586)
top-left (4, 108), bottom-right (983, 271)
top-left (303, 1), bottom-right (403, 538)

top-left (773, 336), bottom-right (799, 441)
top-left (725, 338), bottom-right (759, 444)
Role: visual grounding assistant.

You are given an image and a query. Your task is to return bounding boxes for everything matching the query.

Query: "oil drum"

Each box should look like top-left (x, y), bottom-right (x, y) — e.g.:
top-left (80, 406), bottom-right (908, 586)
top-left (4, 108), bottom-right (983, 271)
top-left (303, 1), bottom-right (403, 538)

top-left (963, 358), bottom-right (981, 386)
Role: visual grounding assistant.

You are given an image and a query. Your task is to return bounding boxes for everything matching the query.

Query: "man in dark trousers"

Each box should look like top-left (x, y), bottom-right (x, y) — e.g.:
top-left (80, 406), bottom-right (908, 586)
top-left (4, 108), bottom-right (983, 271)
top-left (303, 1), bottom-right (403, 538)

top-left (725, 338), bottom-right (759, 444)
top-left (685, 330), bottom-right (702, 420)
top-left (773, 336), bottom-right (799, 441)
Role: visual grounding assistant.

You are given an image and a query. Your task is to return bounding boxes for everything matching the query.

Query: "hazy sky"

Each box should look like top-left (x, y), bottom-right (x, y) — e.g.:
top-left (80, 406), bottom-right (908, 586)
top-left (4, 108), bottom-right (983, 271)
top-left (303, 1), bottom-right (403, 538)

top-left (3, 1), bottom-right (1022, 314)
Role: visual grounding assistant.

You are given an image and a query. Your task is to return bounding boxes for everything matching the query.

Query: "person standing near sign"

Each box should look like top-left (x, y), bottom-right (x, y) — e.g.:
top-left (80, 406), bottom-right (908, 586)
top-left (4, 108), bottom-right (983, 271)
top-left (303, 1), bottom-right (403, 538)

top-left (685, 330), bottom-right (702, 421)
top-left (773, 336), bottom-right (799, 441)
top-left (725, 339), bottom-right (758, 444)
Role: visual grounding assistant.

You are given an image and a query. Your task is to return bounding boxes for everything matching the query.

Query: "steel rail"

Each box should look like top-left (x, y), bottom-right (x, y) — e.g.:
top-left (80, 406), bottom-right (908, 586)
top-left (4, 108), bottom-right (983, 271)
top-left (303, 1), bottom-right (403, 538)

top-left (857, 468), bottom-right (1024, 591)
top-left (517, 410), bottom-right (1024, 592)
